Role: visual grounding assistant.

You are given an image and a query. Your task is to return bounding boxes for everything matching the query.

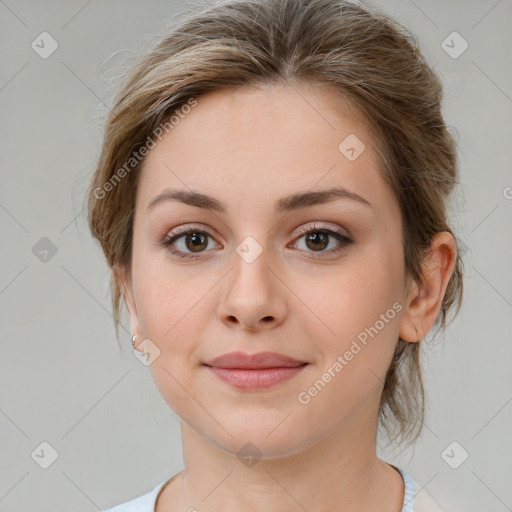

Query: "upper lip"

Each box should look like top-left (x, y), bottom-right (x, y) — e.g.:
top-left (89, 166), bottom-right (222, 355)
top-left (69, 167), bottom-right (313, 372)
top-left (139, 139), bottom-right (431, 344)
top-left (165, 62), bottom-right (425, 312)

top-left (203, 351), bottom-right (308, 369)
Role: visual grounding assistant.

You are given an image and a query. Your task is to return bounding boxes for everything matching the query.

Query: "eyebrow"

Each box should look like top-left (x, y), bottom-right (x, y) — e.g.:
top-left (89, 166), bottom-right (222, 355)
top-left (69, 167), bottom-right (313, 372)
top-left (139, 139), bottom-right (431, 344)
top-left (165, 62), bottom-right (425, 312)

top-left (146, 187), bottom-right (372, 215)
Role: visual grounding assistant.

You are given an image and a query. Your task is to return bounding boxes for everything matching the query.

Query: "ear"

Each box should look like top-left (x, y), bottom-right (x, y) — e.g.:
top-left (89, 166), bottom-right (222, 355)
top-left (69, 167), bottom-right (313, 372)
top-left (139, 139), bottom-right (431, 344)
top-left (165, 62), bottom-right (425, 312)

top-left (399, 231), bottom-right (458, 343)
top-left (114, 264), bottom-right (144, 351)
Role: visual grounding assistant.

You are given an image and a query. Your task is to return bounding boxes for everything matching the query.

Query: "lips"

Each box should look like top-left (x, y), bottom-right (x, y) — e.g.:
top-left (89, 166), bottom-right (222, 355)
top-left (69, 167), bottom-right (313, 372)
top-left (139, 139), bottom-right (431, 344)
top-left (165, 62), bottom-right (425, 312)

top-left (203, 351), bottom-right (308, 390)
top-left (203, 351), bottom-right (307, 369)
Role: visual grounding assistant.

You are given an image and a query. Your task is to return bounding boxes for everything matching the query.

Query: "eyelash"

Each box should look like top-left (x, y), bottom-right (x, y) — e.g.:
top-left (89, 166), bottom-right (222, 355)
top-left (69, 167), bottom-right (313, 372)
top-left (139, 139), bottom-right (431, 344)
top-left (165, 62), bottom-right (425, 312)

top-left (160, 223), bottom-right (353, 261)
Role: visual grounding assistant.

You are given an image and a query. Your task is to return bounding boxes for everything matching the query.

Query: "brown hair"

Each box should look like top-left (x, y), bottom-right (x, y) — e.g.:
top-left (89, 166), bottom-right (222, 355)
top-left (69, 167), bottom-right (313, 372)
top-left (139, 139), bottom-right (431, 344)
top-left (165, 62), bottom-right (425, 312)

top-left (86, 0), bottom-right (464, 447)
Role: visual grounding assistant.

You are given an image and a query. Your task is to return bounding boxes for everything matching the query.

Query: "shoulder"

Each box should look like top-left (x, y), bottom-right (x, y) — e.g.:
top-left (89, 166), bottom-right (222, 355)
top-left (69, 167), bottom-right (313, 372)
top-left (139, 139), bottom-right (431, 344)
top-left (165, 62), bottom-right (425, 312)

top-left (103, 478), bottom-right (170, 512)
top-left (103, 491), bottom-right (154, 512)
top-left (414, 490), bottom-right (448, 512)
top-left (395, 467), bottom-right (447, 512)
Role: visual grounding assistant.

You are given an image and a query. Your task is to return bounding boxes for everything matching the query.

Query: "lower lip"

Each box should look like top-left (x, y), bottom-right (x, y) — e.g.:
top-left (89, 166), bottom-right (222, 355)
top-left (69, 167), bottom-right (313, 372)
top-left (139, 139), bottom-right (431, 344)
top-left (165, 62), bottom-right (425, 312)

top-left (206, 365), bottom-right (307, 390)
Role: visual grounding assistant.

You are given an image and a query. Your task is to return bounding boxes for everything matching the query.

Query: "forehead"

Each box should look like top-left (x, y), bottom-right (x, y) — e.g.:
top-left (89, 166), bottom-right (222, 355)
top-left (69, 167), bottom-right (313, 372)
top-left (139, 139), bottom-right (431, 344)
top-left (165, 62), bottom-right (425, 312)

top-left (137, 83), bottom-right (395, 216)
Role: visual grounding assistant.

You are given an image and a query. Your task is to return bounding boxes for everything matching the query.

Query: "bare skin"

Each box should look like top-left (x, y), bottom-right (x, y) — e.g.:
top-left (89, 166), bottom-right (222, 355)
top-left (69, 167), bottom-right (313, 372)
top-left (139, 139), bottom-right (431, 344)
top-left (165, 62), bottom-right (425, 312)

top-left (117, 82), bottom-right (457, 512)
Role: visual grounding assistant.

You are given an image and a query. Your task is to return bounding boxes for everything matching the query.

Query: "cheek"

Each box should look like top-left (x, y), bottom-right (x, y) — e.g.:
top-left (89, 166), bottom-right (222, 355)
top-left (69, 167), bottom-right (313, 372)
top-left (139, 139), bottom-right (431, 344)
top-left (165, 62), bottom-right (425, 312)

top-left (136, 278), bottom-right (201, 343)
top-left (309, 258), bottom-right (401, 338)
top-left (134, 266), bottom-right (205, 415)
top-left (305, 251), bottom-right (403, 393)
top-left (295, 267), bottom-right (402, 425)
top-left (133, 260), bottom-right (222, 378)
top-left (132, 248), bottom-right (195, 336)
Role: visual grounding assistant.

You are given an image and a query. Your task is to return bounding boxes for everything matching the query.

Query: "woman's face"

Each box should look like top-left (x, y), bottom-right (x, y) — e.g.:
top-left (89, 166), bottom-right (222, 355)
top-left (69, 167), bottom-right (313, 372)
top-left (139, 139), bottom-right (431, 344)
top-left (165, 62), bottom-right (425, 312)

top-left (121, 83), bottom-right (418, 457)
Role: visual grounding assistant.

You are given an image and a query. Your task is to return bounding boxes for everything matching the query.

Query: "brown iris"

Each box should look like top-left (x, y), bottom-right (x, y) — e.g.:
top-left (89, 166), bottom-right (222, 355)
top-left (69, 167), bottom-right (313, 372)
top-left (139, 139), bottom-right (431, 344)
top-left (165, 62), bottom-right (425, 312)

top-left (184, 232), bottom-right (208, 252)
top-left (304, 231), bottom-right (329, 252)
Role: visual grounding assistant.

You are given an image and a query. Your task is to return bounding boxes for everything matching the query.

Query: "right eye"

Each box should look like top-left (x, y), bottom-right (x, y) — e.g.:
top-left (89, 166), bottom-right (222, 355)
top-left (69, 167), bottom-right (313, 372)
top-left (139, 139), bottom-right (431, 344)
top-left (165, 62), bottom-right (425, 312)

top-left (160, 226), bottom-right (221, 260)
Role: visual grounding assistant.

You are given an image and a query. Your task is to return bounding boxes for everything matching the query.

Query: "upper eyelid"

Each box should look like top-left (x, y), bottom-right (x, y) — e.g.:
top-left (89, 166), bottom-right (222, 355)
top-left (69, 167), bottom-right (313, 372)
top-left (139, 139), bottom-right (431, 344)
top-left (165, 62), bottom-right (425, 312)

top-left (165, 222), bottom-right (348, 241)
top-left (294, 222), bottom-right (345, 236)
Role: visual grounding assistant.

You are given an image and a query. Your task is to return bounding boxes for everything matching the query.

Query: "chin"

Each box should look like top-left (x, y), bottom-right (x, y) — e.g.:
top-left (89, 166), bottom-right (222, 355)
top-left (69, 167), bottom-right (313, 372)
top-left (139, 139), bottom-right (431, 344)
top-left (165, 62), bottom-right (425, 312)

top-left (205, 416), bottom-right (315, 461)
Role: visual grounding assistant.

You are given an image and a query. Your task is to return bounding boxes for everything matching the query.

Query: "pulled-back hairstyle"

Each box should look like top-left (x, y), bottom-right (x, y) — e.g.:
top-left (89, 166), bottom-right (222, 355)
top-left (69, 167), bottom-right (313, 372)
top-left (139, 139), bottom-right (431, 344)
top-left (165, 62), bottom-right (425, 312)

top-left (86, 0), bottom-right (464, 447)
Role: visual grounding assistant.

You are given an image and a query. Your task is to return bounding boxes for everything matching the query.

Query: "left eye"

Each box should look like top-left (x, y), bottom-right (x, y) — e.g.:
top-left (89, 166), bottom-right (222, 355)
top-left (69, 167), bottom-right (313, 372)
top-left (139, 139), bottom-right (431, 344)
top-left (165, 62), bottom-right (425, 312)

top-left (292, 227), bottom-right (352, 255)
top-left (160, 224), bottom-right (352, 260)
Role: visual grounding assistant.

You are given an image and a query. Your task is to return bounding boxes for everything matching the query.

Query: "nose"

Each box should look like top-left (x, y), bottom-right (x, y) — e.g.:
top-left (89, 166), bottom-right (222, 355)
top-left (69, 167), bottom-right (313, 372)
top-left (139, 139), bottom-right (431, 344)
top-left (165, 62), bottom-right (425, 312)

top-left (217, 250), bottom-right (288, 332)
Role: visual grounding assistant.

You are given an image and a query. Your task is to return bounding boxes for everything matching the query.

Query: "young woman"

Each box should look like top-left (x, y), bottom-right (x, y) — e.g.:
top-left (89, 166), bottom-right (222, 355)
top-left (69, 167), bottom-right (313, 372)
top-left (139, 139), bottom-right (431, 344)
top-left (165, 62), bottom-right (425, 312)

top-left (87, 0), bottom-right (464, 510)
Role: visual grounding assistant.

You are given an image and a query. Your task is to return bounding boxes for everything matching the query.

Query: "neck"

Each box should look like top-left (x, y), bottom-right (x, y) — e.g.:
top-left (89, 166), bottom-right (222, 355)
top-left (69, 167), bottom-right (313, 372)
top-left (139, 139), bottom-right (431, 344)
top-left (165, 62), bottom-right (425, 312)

top-left (163, 405), bottom-right (404, 512)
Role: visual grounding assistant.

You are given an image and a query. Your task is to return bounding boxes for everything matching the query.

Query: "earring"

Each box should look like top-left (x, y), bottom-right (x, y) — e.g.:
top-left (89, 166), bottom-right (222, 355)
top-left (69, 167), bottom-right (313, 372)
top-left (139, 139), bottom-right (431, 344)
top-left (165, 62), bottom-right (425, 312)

top-left (131, 335), bottom-right (137, 347)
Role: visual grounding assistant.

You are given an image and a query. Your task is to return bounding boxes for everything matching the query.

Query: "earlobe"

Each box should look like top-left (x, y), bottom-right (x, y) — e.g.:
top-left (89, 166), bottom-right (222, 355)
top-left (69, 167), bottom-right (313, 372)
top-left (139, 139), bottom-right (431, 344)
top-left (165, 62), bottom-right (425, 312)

top-left (399, 280), bottom-right (427, 343)
top-left (115, 265), bottom-right (135, 316)
top-left (114, 265), bottom-right (143, 350)
top-left (399, 232), bottom-right (457, 344)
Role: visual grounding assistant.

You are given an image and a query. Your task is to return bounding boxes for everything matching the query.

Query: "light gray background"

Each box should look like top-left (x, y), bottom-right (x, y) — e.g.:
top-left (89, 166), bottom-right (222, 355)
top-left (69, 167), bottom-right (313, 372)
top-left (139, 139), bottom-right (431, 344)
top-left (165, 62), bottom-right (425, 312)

top-left (1, 0), bottom-right (511, 511)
